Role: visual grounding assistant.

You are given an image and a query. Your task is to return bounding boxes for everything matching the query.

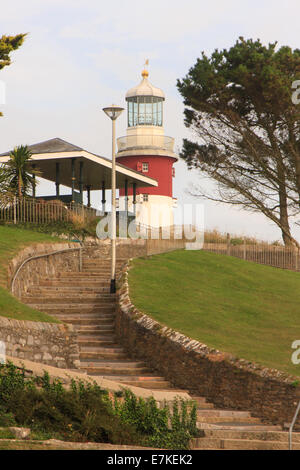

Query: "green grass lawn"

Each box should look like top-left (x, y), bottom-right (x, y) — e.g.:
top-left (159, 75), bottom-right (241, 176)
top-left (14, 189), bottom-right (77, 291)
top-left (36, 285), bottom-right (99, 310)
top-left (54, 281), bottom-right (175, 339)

top-left (129, 250), bottom-right (300, 377)
top-left (0, 224), bottom-right (64, 323)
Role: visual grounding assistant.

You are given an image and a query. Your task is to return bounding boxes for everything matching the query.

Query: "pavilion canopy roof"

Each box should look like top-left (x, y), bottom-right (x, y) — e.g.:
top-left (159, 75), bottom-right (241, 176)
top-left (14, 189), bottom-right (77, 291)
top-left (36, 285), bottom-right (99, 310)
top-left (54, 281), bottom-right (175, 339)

top-left (0, 138), bottom-right (158, 190)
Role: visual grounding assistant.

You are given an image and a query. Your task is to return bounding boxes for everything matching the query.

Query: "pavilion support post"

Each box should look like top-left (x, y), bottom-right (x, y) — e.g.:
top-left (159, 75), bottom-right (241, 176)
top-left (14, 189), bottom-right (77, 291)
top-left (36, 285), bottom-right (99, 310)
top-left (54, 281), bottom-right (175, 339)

top-left (71, 158), bottom-right (76, 204)
top-left (125, 179), bottom-right (129, 217)
top-left (32, 164), bottom-right (36, 199)
top-left (102, 180), bottom-right (106, 213)
top-left (86, 185), bottom-right (91, 208)
top-left (55, 162), bottom-right (60, 199)
top-left (133, 183), bottom-right (137, 217)
top-left (79, 161), bottom-right (83, 204)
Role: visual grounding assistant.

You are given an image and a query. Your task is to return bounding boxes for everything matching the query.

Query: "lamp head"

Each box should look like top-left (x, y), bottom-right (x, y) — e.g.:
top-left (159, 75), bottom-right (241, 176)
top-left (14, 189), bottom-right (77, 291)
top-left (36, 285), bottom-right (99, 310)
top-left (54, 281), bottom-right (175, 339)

top-left (102, 104), bottom-right (124, 121)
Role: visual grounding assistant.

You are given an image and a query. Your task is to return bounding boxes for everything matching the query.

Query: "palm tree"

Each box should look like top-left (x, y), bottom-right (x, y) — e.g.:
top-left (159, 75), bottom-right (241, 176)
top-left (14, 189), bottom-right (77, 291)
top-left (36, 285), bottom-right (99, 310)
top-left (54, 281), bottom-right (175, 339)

top-left (4, 145), bottom-right (38, 198)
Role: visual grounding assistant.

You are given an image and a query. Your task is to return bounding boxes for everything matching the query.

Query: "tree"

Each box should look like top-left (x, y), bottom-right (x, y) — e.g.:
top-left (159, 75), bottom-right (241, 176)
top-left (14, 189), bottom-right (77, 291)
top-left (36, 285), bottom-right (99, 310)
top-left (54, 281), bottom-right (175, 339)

top-left (177, 37), bottom-right (300, 246)
top-left (3, 145), bottom-right (38, 199)
top-left (0, 33), bottom-right (26, 116)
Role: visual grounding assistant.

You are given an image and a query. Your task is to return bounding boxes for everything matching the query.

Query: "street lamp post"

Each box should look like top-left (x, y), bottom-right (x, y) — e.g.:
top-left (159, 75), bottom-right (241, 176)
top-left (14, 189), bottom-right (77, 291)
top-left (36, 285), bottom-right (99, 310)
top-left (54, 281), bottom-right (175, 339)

top-left (102, 104), bottom-right (124, 293)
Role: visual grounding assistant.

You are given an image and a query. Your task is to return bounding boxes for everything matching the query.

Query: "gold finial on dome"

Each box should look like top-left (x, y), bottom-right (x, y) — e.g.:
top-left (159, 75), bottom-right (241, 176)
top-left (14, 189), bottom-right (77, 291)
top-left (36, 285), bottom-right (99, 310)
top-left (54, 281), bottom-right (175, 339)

top-left (142, 59), bottom-right (149, 78)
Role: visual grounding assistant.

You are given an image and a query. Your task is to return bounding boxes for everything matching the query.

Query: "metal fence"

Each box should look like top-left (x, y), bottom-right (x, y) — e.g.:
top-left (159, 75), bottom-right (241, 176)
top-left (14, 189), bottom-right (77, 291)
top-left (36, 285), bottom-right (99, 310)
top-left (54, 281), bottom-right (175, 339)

top-left (203, 233), bottom-right (300, 272)
top-left (0, 198), bottom-right (98, 225)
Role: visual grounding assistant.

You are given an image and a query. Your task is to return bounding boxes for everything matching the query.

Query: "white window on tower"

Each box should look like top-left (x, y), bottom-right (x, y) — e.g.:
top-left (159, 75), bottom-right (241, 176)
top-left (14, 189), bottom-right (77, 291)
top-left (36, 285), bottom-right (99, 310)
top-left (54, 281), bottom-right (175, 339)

top-left (142, 162), bottom-right (149, 172)
top-left (142, 194), bottom-right (149, 202)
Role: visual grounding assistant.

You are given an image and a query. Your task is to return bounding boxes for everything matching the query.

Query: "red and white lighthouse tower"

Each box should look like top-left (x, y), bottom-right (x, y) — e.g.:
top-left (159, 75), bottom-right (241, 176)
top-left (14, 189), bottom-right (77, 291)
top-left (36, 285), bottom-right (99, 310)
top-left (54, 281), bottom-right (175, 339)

top-left (116, 67), bottom-right (177, 227)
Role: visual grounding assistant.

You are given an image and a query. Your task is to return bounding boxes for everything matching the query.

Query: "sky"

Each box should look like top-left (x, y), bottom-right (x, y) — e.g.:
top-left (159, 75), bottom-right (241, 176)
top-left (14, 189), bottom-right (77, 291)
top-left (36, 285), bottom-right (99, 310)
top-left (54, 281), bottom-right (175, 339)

top-left (1, 0), bottom-right (300, 242)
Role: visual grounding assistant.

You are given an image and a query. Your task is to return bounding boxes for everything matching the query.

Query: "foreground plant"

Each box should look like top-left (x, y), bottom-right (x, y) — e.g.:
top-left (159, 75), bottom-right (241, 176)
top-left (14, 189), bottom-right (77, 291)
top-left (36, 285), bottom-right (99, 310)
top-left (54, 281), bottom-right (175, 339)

top-left (0, 362), bottom-right (198, 449)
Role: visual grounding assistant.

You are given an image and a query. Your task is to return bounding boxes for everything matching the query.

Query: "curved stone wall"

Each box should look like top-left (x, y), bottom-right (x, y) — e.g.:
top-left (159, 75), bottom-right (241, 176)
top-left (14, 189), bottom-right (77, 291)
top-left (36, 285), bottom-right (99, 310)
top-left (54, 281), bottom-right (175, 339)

top-left (116, 263), bottom-right (300, 428)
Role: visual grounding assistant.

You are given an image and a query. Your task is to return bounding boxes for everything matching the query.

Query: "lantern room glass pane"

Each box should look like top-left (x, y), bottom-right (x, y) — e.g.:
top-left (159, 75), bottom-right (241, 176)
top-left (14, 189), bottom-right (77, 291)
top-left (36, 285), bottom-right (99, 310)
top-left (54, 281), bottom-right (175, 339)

top-left (157, 101), bottom-right (162, 126)
top-left (153, 100), bottom-right (157, 126)
top-left (145, 102), bottom-right (152, 125)
top-left (127, 96), bottom-right (163, 127)
top-left (133, 99), bottom-right (138, 126)
top-left (128, 100), bottom-right (133, 127)
top-left (138, 98), bottom-right (145, 125)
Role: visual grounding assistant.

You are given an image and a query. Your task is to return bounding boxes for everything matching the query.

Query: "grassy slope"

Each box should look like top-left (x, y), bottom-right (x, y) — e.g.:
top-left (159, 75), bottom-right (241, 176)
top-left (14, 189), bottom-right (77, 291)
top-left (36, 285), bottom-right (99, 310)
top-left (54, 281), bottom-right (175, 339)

top-left (129, 250), bottom-right (300, 376)
top-left (0, 225), bottom-right (64, 322)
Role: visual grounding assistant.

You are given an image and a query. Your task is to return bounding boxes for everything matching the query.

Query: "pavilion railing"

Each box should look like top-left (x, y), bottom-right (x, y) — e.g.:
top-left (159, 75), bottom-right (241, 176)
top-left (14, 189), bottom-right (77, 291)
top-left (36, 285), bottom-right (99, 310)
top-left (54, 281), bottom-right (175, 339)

top-left (0, 198), bottom-right (98, 225)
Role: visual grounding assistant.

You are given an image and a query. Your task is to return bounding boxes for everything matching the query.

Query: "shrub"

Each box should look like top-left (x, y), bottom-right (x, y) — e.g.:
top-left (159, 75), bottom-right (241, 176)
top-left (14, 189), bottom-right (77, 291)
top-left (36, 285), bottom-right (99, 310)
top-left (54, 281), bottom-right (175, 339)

top-left (0, 363), bottom-right (198, 448)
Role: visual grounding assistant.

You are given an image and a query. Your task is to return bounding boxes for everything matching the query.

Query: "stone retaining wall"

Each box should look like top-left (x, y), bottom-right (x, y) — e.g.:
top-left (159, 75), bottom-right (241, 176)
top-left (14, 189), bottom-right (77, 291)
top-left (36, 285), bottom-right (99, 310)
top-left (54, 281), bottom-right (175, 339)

top-left (0, 316), bottom-right (80, 369)
top-left (8, 242), bottom-right (81, 298)
top-left (116, 264), bottom-right (300, 429)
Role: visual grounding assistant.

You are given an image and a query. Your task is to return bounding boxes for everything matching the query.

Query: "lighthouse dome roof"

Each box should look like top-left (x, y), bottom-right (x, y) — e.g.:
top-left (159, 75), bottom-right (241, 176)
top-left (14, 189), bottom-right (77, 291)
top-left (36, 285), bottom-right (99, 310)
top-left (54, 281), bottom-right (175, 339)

top-left (126, 70), bottom-right (165, 100)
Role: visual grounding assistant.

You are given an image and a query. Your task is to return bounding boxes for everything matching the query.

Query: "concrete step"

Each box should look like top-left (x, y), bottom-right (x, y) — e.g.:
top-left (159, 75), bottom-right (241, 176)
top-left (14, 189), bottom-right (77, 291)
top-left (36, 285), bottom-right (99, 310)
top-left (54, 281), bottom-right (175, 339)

top-left (78, 363), bottom-right (150, 375)
top-left (191, 437), bottom-right (300, 450)
top-left (61, 320), bottom-right (115, 328)
top-left (22, 297), bottom-right (116, 305)
top-left (38, 280), bottom-right (110, 288)
top-left (76, 326), bottom-right (115, 334)
top-left (27, 286), bottom-right (111, 293)
top-left (82, 259), bottom-right (127, 263)
top-left (81, 267), bottom-right (122, 272)
top-left (57, 273), bottom-right (112, 278)
top-left (86, 375), bottom-right (171, 389)
top-left (78, 348), bottom-right (127, 360)
top-left (197, 429), bottom-right (300, 443)
top-left (79, 345), bottom-right (126, 353)
top-left (77, 336), bottom-right (118, 349)
top-left (79, 350), bottom-right (127, 360)
top-left (77, 337), bottom-right (117, 347)
top-left (196, 416), bottom-right (261, 424)
top-left (196, 403), bottom-right (215, 410)
top-left (55, 273), bottom-right (110, 282)
top-left (26, 289), bottom-right (116, 298)
top-left (25, 305), bottom-right (116, 314)
top-left (196, 422), bottom-right (282, 431)
top-left (55, 317), bottom-right (115, 325)
top-left (197, 409), bottom-right (251, 418)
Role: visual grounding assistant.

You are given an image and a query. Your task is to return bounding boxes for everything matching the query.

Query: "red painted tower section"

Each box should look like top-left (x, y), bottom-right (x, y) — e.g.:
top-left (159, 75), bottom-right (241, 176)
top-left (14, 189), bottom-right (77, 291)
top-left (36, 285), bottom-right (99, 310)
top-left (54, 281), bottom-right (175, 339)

top-left (117, 155), bottom-right (176, 197)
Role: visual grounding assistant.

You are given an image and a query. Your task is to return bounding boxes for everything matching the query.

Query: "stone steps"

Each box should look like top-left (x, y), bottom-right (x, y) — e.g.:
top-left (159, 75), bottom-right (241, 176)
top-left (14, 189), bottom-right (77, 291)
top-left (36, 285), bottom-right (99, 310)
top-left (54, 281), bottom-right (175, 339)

top-left (197, 409), bottom-right (251, 418)
top-left (26, 289), bottom-right (114, 296)
top-left (78, 363), bottom-right (150, 376)
top-left (82, 258), bottom-right (127, 264)
top-left (77, 337), bottom-right (117, 347)
top-left (196, 416), bottom-right (261, 424)
top-left (57, 322), bottom-right (115, 328)
top-left (22, 296), bottom-right (116, 304)
top-left (20, 256), bottom-right (286, 442)
top-left (25, 305), bottom-right (116, 314)
top-left (191, 437), bottom-right (300, 450)
top-left (38, 280), bottom-right (110, 288)
top-left (196, 428), bottom-right (300, 442)
top-left (87, 375), bottom-right (171, 389)
top-left (79, 349), bottom-right (128, 360)
top-left (57, 274), bottom-right (117, 280)
top-left (75, 326), bottom-right (115, 335)
top-left (55, 318), bottom-right (115, 326)
top-left (28, 285), bottom-right (110, 291)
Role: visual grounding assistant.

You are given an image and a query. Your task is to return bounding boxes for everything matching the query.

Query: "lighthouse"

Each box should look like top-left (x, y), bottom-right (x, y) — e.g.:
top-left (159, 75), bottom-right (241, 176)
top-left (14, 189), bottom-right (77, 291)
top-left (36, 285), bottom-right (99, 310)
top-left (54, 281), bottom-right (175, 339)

top-left (116, 66), bottom-right (177, 228)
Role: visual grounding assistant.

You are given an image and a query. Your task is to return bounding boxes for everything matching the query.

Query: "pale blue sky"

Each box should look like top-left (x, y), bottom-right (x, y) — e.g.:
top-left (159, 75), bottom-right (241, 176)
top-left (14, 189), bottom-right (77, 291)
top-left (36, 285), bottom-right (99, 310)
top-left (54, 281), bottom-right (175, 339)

top-left (1, 0), bottom-right (300, 241)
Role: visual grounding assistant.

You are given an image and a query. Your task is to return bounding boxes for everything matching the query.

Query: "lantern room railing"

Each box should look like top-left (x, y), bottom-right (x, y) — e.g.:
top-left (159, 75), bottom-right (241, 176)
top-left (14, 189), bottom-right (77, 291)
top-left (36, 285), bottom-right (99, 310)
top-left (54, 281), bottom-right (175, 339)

top-left (117, 135), bottom-right (175, 153)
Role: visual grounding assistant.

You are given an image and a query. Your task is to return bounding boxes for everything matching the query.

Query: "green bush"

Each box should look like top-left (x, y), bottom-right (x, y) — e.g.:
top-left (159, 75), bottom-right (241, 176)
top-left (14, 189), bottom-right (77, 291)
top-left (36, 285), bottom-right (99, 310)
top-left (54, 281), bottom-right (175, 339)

top-left (0, 362), bottom-right (198, 449)
top-left (113, 389), bottom-right (198, 449)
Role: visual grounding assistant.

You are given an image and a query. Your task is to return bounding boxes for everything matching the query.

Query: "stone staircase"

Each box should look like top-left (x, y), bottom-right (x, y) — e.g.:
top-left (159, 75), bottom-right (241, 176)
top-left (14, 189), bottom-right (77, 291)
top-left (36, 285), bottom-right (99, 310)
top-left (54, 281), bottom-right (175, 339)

top-left (21, 256), bottom-right (299, 450)
top-left (23, 257), bottom-right (172, 390)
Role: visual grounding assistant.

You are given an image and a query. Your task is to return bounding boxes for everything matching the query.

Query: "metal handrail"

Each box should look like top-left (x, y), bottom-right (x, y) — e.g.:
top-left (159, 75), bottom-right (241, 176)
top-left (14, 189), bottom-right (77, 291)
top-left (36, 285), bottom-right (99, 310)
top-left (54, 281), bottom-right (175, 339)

top-left (11, 245), bottom-right (83, 295)
top-left (289, 400), bottom-right (300, 450)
